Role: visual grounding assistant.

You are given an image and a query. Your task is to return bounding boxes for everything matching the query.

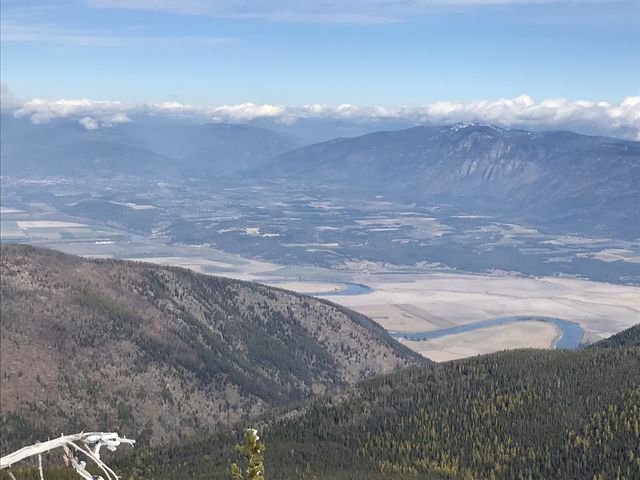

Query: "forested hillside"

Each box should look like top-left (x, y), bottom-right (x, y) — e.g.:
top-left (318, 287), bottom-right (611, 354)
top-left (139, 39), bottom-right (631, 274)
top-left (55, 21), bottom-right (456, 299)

top-left (115, 329), bottom-right (639, 480)
top-left (589, 323), bottom-right (640, 349)
top-left (0, 245), bottom-right (422, 452)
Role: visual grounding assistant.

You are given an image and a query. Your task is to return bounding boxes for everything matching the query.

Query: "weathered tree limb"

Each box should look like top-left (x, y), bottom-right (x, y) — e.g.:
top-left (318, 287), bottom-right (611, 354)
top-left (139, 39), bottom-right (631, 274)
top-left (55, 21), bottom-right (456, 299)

top-left (0, 432), bottom-right (135, 479)
top-left (2, 434), bottom-right (87, 469)
top-left (38, 453), bottom-right (44, 480)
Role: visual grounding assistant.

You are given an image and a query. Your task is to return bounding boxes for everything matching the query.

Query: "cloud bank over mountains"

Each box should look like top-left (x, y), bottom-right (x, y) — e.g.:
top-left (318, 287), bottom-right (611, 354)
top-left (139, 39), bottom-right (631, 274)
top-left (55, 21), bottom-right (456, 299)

top-left (3, 86), bottom-right (639, 140)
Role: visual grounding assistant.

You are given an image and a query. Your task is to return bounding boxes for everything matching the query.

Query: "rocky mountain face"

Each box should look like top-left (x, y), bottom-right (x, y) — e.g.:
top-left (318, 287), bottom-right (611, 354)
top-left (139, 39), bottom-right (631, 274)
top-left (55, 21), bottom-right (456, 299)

top-left (0, 245), bottom-right (423, 450)
top-left (262, 124), bottom-right (640, 238)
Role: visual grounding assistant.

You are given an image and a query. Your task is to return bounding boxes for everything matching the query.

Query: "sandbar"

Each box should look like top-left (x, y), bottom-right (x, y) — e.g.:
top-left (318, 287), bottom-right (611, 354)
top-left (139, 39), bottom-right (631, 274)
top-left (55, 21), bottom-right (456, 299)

top-left (398, 320), bottom-right (560, 362)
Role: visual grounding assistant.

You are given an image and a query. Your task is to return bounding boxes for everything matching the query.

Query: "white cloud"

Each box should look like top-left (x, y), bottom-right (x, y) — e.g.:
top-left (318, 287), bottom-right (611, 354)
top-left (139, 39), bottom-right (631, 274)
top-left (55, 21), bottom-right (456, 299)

top-left (15, 98), bottom-right (132, 124)
top-left (10, 94), bottom-right (640, 140)
top-left (420, 95), bottom-right (640, 138)
top-left (106, 112), bottom-right (132, 124)
top-left (79, 116), bottom-right (99, 130)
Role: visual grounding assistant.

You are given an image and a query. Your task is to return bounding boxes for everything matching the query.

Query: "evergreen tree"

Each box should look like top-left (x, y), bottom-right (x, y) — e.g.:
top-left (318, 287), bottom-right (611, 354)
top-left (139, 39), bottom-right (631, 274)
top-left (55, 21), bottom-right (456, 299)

top-left (230, 429), bottom-right (266, 480)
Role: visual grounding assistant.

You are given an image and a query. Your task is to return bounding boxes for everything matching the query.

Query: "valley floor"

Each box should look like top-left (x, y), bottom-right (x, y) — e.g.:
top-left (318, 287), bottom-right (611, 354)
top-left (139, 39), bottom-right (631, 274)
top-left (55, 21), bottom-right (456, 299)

top-left (396, 321), bottom-right (560, 361)
top-left (330, 271), bottom-right (640, 354)
top-left (43, 239), bottom-right (640, 362)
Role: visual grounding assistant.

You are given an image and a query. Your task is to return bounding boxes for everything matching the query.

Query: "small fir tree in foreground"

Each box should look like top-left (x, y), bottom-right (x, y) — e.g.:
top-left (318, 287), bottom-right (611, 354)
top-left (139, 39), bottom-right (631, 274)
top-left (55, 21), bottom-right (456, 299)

top-left (230, 428), bottom-right (265, 480)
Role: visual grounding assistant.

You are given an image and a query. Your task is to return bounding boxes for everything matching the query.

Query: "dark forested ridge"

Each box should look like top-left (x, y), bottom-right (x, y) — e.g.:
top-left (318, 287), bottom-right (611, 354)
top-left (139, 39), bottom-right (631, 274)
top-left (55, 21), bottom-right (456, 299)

top-left (589, 323), bottom-right (640, 349)
top-left (113, 328), bottom-right (639, 480)
top-left (0, 244), bottom-right (423, 452)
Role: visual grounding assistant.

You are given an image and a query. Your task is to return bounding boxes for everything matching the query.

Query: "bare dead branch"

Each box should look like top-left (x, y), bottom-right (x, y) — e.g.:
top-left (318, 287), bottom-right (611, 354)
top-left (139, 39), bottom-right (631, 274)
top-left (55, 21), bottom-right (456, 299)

top-left (0, 432), bottom-right (135, 480)
top-left (38, 453), bottom-right (44, 480)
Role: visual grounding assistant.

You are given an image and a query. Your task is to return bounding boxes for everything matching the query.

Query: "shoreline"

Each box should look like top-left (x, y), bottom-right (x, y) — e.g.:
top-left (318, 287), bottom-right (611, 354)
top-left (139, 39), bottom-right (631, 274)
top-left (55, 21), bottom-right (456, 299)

top-left (397, 321), bottom-right (562, 362)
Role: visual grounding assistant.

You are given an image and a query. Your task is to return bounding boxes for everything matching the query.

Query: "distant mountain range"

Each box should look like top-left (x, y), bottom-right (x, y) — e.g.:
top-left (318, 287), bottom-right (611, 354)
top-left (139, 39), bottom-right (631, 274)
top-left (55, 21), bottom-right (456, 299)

top-left (120, 121), bottom-right (300, 174)
top-left (1, 114), bottom-right (173, 176)
top-left (0, 114), bottom-right (299, 177)
top-left (262, 123), bottom-right (640, 238)
top-left (2, 116), bottom-right (638, 237)
top-left (0, 245), bottom-right (422, 451)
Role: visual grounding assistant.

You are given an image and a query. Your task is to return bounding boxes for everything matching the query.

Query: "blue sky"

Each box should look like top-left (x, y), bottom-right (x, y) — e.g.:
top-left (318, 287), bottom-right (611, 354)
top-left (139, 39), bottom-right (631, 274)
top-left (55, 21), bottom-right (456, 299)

top-left (1, 0), bottom-right (639, 106)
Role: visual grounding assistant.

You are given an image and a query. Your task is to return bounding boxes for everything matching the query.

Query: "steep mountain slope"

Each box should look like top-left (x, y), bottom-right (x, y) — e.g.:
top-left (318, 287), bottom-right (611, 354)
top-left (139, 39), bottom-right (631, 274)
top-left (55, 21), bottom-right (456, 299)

top-left (0, 116), bottom-right (299, 177)
top-left (589, 323), bottom-right (640, 349)
top-left (121, 329), bottom-right (640, 479)
top-left (261, 124), bottom-right (640, 238)
top-left (0, 245), bottom-right (423, 450)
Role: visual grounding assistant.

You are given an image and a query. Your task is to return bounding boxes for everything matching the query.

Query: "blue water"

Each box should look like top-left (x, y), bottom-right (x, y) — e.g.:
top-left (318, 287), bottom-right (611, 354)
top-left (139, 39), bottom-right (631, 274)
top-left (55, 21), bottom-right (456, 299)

top-left (311, 282), bottom-right (372, 296)
top-left (389, 316), bottom-right (584, 350)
